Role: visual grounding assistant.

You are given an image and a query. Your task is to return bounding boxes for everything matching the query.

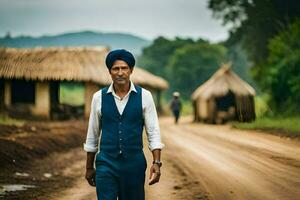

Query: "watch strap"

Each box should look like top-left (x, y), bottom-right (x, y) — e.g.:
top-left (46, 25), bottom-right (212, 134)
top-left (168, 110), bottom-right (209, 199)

top-left (152, 160), bottom-right (162, 167)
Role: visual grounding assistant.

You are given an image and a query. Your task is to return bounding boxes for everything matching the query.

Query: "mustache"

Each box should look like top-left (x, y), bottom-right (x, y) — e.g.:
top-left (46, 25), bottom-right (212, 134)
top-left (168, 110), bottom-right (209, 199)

top-left (116, 77), bottom-right (126, 81)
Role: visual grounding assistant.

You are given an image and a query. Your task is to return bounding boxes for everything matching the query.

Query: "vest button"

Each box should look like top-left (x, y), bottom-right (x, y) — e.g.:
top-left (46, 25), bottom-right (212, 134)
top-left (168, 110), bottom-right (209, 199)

top-left (119, 131), bottom-right (122, 134)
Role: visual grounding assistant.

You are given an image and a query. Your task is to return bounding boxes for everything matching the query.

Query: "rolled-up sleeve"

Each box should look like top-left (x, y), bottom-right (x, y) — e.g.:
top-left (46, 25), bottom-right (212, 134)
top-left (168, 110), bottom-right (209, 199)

top-left (83, 92), bottom-right (101, 152)
top-left (143, 90), bottom-right (165, 151)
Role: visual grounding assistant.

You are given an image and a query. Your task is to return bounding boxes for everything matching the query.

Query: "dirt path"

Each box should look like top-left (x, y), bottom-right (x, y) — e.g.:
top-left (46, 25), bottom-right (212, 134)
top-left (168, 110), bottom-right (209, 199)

top-left (47, 129), bottom-right (207, 200)
top-left (4, 116), bottom-right (299, 199)
top-left (160, 117), bottom-right (300, 200)
top-left (45, 147), bottom-right (206, 200)
top-left (48, 116), bottom-right (300, 200)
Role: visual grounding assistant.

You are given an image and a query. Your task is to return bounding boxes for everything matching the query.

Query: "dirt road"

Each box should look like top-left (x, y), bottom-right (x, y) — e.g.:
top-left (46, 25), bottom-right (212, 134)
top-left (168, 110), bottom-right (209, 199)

top-left (160, 117), bottom-right (300, 200)
top-left (46, 116), bottom-right (300, 200)
top-left (0, 118), bottom-right (300, 200)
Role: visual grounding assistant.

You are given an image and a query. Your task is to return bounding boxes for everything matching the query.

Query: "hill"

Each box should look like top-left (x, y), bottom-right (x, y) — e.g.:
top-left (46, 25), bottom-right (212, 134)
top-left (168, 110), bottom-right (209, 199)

top-left (0, 31), bottom-right (150, 55)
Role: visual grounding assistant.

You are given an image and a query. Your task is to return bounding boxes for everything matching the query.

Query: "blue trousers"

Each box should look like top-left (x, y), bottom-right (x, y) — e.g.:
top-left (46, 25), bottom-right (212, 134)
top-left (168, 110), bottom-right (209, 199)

top-left (95, 151), bottom-right (147, 200)
top-left (172, 110), bottom-right (180, 123)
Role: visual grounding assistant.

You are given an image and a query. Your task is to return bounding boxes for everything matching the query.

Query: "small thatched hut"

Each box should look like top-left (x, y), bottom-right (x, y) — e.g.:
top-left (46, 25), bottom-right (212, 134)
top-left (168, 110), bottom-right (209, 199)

top-left (0, 47), bottom-right (168, 119)
top-left (192, 64), bottom-right (255, 123)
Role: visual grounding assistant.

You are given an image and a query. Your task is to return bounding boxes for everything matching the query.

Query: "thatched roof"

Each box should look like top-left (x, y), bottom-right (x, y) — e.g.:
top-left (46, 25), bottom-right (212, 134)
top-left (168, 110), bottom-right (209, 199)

top-left (0, 47), bottom-right (168, 90)
top-left (192, 64), bottom-right (255, 100)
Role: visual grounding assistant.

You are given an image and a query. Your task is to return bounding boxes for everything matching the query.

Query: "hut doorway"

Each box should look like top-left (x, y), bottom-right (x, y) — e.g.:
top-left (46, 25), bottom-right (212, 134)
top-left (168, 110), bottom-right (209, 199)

top-left (50, 81), bottom-right (60, 119)
top-left (215, 91), bottom-right (237, 123)
top-left (9, 79), bottom-right (35, 118)
top-left (50, 81), bottom-right (85, 120)
top-left (0, 79), bottom-right (4, 111)
top-left (11, 79), bottom-right (35, 104)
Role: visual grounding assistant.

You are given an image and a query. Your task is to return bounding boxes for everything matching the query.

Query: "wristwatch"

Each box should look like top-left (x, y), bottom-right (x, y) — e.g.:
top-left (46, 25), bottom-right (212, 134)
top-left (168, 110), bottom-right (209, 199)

top-left (152, 160), bottom-right (162, 167)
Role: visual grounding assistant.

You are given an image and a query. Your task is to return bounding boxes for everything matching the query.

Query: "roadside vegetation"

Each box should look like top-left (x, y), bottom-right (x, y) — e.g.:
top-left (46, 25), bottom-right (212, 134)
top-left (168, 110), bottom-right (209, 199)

top-left (139, 1), bottom-right (300, 138)
top-left (232, 96), bottom-right (300, 137)
top-left (233, 117), bottom-right (300, 137)
top-left (0, 113), bottom-right (25, 126)
top-left (0, 83), bottom-right (84, 126)
top-left (60, 82), bottom-right (85, 106)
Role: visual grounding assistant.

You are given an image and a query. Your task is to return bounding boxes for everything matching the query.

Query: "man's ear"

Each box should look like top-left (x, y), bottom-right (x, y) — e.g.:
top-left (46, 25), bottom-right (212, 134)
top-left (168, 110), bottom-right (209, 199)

top-left (130, 68), bottom-right (134, 73)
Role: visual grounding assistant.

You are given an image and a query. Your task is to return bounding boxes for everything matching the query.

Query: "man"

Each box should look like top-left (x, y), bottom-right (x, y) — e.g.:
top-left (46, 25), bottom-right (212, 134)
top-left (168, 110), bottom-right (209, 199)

top-left (170, 92), bottom-right (182, 124)
top-left (84, 49), bottom-right (164, 200)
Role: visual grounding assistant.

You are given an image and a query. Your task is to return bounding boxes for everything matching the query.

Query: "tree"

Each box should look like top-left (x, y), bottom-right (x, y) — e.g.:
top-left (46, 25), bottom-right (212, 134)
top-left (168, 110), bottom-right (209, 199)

top-left (138, 37), bottom-right (251, 100)
top-left (208, 0), bottom-right (300, 63)
top-left (137, 37), bottom-right (195, 78)
top-left (167, 43), bottom-right (227, 98)
top-left (224, 42), bottom-right (254, 85)
top-left (209, 0), bottom-right (300, 114)
top-left (261, 19), bottom-right (300, 114)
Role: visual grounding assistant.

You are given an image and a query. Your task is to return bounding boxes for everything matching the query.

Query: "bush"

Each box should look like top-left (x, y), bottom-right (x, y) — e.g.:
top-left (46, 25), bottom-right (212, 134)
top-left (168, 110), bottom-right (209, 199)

top-left (232, 117), bottom-right (300, 137)
top-left (254, 18), bottom-right (300, 114)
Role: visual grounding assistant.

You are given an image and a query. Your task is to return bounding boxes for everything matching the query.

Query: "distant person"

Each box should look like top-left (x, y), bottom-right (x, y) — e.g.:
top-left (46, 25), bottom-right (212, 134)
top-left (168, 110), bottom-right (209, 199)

top-left (83, 49), bottom-right (164, 200)
top-left (170, 92), bottom-right (182, 124)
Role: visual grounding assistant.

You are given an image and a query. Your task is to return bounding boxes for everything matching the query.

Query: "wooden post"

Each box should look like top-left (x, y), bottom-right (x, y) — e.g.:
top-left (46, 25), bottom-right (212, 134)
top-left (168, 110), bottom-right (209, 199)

top-left (85, 82), bottom-right (101, 118)
top-left (32, 82), bottom-right (50, 119)
top-left (4, 80), bottom-right (11, 107)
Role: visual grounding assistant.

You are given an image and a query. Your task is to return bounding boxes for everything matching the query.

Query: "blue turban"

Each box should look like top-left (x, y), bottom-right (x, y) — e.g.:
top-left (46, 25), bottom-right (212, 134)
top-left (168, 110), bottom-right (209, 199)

top-left (105, 49), bottom-right (135, 70)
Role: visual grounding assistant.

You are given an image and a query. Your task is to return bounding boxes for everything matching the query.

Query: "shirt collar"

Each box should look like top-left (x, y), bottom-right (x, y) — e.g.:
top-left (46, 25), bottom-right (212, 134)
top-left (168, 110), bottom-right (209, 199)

top-left (107, 81), bottom-right (137, 94)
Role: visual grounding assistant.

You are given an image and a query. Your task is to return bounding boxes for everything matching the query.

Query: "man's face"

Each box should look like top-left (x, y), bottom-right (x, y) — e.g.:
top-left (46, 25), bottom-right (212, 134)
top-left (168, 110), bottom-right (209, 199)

top-left (110, 60), bottom-right (133, 86)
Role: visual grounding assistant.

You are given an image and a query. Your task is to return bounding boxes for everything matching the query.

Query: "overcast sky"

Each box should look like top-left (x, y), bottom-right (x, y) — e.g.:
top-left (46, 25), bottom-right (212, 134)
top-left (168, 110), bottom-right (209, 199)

top-left (0, 0), bottom-right (229, 42)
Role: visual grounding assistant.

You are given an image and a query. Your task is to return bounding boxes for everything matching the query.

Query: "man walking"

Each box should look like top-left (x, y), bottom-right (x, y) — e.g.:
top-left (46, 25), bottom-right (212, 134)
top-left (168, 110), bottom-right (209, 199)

top-left (84, 49), bottom-right (164, 200)
top-left (170, 92), bottom-right (182, 124)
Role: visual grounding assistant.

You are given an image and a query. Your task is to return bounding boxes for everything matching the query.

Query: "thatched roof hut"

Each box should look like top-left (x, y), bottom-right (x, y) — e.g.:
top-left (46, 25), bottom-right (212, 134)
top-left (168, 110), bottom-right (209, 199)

top-left (0, 47), bottom-right (168, 89)
top-left (0, 47), bottom-right (168, 119)
top-left (192, 64), bottom-right (256, 123)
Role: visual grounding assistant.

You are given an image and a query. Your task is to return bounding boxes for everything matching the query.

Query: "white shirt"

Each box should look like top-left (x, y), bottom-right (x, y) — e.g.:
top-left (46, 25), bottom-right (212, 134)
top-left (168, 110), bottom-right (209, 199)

top-left (83, 81), bottom-right (164, 153)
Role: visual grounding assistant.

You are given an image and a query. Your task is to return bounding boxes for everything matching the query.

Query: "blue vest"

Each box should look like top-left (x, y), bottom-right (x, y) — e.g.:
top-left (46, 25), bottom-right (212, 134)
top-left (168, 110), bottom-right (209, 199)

top-left (100, 85), bottom-right (144, 158)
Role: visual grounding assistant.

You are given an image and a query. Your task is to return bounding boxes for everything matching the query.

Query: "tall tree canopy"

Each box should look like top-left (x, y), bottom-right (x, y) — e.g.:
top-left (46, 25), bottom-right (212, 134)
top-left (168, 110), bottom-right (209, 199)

top-left (167, 43), bottom-right (227, 98)
top-left (138, 37), bottom-right (195, 78)
top-left (261, 19), bottom-right (300, 113)
top-left (209, 0), bottom-right (300, 114)
top-left (139, 37), bottom-right (223, 99)
top-left (209, 0), bottom-right (300, 63)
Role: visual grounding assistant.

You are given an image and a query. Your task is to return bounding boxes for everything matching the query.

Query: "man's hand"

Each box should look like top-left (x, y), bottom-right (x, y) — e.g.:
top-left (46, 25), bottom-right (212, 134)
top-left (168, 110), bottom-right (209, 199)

top-left (149, 164), bottom-right (161, 185)
top-left (85, 168), bottom-right (96, 187)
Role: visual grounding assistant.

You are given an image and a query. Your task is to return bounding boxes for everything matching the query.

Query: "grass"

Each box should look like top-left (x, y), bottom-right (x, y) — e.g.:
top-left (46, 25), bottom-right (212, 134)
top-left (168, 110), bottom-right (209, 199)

top-left (60, 82), bottom-right (85, 106)
top-left (232, 117), bottom-right (300, 137)
top-left (0, 113), bottom-right (25, 126)
top-left (254, 95), bottom-right (270, 118)
top-left (0, 83), bottom-right (84, 125)
top-left (160, 98), bottom-right (193, 116)
top-left (181, 100), bottom-right (193, 116)
top-left (233, 95), bottom-right (300, 137)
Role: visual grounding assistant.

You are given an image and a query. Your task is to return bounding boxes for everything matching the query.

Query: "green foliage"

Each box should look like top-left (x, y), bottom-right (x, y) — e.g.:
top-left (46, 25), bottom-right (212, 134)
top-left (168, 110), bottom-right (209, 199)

top-left (209, 0), bottom-right (300, 114)
top-left (209, 0), bottom-right (300, 64)
top-left (224, 44), bottom-right (254, 84)
top-left (0, 113), bottom-right (25, 126)
top-left (167, 43), bottom-right (227, 98)
top-left (232, 117), bottom-right (300, 137)
top-left (60, 82), bottom-right (85, 106)
top-left (138, 37), bottom-right (195, 78)
top-left (254, 95), bottom-right (271, 118)
top-left (256, 19), bottom-right (300, 113)
top-left (180, 100), bottom-right (194, 116)
top-left (139, 36), bottom-right (255, 101)
top-left (139, 37), bottom-right (219, 100)
top-left (160, 99), bottom-right (193, 116)
top-left (208, 0), bottom-right (249, 27)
